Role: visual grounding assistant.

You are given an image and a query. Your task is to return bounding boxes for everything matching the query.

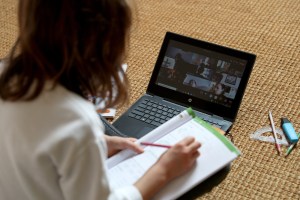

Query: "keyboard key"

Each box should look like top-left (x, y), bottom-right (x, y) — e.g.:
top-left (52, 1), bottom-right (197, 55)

top-left (160, 119), bottom-right (167, 124)
top-left (155, 114), bottom-right (161, 118)
top-left (160, 115), bottom-right (167, 120)
top-left (162, 112), bottom-right (168, 116)
top-left (145, 119), bottom-right (152, 124)
top-left (144, 114), bottom-right (150, 118)
top-left (154, 118), bottom-right (160, 122)
top-left (139, 104), bottom-right (147, 108)
top-left (146, 102), bottom-right (153, 106)
top-left (173, 110), bottom-right (180, 115)
top-left (128, 113), bottom-right (136, 118)
top-left (136, 107), bottom-right (145, 112)
top-left (167, 113), bottom-right (173, 117)
top-left (132, 110), bottom-right (144, 116)
top-left (151, 121), bottom-right (161, 126)
top-left (169, 108), bottom-right (174, 111)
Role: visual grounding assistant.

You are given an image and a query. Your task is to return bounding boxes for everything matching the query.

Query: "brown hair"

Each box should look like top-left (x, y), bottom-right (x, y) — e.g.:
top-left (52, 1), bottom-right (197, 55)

top-left (0, 0), bottom-right (133, 109)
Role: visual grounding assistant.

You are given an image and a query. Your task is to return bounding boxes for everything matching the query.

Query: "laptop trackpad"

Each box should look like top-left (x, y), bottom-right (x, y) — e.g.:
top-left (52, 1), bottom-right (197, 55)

top-left (133, 126), bottom-right (153, 138)
top-left (118, 125), bottom-right (153, 139)
top-left (114, 117), bottom-right (155, 139)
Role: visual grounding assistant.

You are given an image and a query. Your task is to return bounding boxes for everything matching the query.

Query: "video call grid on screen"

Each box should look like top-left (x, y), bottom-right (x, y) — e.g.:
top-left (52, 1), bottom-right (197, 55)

top-left (155, 40), bottom-right (248, 108)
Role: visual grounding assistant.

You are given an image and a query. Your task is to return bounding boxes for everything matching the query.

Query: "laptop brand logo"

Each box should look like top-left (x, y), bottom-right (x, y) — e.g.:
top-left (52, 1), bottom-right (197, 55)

top-left (188, 98), bottom-right (192, 103)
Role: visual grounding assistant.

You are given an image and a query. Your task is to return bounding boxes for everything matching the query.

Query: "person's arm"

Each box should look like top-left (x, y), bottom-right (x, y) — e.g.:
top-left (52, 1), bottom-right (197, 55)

top-left (134, 137), bottom-right (201, 200)
top-left (103, 135), bottom-right (201, 199)
top-left (53, 121), bottom-right (143, 200)
top-left (104, 135), bottom-right (144, 157)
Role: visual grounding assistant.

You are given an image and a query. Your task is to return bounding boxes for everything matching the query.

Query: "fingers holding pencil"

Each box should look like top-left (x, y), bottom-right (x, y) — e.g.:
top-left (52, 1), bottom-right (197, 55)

top-left (154, 136), bottom-right (202, 181)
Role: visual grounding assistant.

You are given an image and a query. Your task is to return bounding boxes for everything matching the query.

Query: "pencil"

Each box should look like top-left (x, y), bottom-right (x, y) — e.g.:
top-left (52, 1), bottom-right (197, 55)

top-left (285, 133), bottom-right (300, 157)
top-left (140, 142), bottom-right (172, 149)
top-left (268, 111), bottom-right (281, 155)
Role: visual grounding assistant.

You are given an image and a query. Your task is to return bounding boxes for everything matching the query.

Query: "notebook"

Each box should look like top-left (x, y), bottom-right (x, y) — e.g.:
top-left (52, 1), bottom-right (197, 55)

top-left (113, 32), bottom-right (256, 138)
top-left (108, 108), bottom-right (240, 200)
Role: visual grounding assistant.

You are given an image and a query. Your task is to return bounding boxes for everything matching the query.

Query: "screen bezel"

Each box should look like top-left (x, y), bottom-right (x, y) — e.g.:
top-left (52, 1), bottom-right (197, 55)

top-left (146, 32), bottom-right (256, 120)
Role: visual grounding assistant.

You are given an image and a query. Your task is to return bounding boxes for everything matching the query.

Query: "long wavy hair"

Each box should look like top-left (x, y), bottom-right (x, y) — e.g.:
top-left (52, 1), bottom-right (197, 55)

top-left (0, 0), bottom-right (133, 109)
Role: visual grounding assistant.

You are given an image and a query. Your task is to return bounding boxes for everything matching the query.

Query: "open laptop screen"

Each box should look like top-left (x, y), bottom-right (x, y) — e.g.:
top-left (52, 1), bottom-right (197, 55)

top-left (147, 32), bottom-right (256, 120)
top-left (155, 40), bottom-right (247, 108)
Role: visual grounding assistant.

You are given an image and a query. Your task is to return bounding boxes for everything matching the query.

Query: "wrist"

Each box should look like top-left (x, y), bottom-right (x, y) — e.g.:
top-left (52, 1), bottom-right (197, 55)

top-left (151, 164), bottom-right (169, 184)
top-left (134, 163), bottom-right (169, 200)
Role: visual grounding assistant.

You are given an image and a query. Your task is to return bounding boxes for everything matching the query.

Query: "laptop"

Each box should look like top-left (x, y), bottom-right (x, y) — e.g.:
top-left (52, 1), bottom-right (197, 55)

top-left (113, 32), bottom-right (256, 139)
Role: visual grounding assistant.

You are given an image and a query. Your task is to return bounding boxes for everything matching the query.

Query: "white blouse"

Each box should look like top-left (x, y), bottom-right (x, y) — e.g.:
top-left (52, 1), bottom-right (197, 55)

top-left (0, 81), bottom-right (142, 200)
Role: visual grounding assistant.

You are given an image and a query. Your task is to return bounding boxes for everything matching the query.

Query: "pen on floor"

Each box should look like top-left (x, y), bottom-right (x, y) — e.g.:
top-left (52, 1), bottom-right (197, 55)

top-left (140, 142), bottom-right (172, 149)
top-left (268, 111), bottom-right (281, 155)
top-left (285, 132), bottom-right (300, 157)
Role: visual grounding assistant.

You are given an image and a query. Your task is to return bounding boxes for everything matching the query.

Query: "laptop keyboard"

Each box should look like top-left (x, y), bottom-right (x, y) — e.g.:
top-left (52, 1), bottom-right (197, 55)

top-left (128, 99), bottom-right (181, 127)
top-left (128, 99), bottom-right (223, 129)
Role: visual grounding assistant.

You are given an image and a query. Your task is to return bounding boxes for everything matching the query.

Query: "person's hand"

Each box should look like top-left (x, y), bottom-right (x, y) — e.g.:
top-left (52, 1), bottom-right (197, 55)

top-left (134, 136), bottom-right (201, 200)
top-left (104, 135), bottom-right (144, 157)
top-left (155, 136), bottom-right (201, 180)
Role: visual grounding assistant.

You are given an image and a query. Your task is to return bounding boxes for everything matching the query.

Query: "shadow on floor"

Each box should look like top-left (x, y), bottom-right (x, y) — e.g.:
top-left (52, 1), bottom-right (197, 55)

top-left (176, 164), bottom-right (231, 200)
